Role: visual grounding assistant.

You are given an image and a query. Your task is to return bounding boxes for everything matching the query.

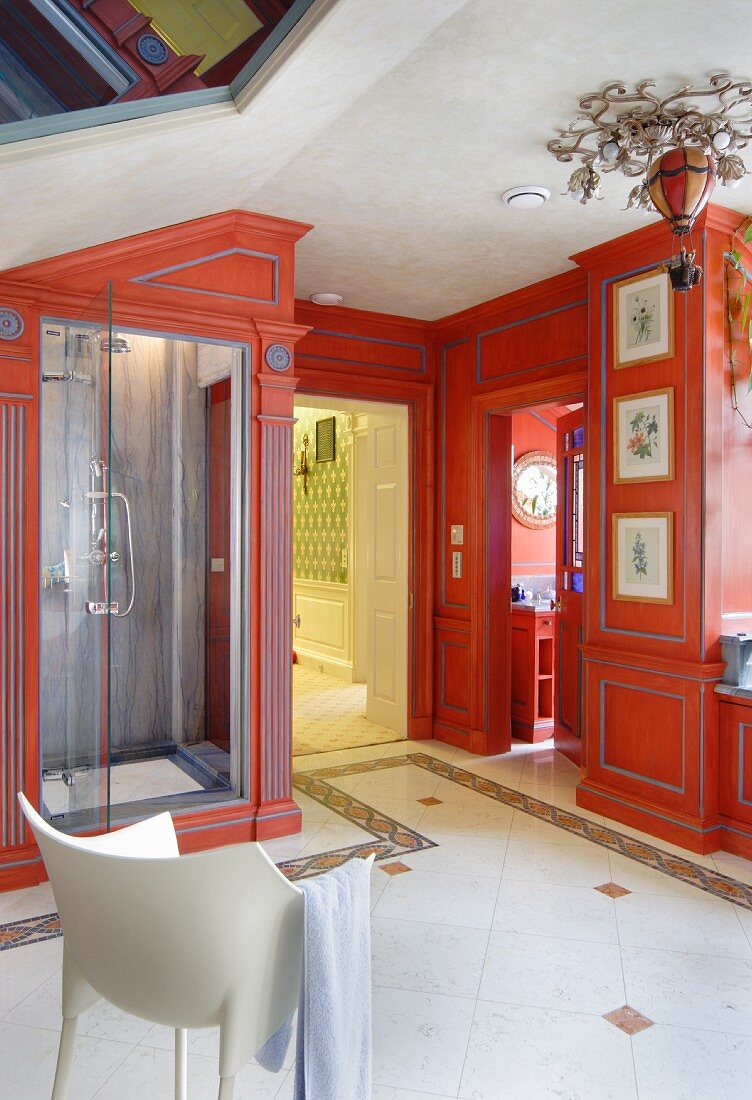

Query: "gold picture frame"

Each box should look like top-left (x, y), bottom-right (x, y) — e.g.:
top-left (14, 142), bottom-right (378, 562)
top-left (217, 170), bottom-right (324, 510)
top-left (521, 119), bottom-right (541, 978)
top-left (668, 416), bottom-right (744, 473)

top-left (613, 268), bottom-right (674, 370)
top-left (612, 512), bottom-right (673, 604)
top-left (613, 387), bottom-right (674, 484)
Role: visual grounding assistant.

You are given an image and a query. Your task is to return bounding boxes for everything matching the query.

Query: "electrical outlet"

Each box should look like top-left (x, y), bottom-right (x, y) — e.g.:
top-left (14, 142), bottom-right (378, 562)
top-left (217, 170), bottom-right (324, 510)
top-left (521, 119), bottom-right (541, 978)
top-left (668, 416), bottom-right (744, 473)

top-left (452, 551), bottom-right (462, 579)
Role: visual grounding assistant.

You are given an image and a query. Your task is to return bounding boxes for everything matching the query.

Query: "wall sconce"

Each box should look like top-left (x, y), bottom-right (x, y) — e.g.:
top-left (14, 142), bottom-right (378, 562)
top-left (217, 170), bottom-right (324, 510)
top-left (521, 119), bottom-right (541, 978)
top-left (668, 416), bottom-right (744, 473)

top-left (293, 433), bottom-right (309, 494)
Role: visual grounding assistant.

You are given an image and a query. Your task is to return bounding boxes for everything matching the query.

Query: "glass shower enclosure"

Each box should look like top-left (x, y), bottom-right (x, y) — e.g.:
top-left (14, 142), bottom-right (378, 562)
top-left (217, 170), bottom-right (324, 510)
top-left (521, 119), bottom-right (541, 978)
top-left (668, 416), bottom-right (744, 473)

top-left (39, 284), bottom-right (247, 831)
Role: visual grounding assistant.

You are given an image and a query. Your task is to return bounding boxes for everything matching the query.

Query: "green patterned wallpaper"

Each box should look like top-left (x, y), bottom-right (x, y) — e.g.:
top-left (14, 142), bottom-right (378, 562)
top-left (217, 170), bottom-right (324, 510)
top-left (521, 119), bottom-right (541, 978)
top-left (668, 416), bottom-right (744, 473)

top-left (293, 406), bottom-right (349, 583)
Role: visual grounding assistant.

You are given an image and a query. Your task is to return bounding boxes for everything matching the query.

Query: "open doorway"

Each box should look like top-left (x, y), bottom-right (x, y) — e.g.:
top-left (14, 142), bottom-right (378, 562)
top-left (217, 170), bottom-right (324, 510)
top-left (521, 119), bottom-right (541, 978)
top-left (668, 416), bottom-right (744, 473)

top-left (291, 395), bottom-right (409, 757)
top-left (505, 400), bottom-right (584, 762)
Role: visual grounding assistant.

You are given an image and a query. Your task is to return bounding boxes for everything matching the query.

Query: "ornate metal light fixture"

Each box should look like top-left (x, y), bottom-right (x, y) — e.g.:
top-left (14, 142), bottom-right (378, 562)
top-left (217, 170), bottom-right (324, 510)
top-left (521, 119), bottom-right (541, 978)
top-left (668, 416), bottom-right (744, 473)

top-left (548, 74), bottom-right (752, 289)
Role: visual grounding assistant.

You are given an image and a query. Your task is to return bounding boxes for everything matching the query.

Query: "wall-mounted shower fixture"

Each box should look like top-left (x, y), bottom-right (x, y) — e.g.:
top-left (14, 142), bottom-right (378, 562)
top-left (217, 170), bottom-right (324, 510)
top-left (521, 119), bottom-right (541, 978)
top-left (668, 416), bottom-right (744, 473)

top-left (41, 369), bottom-right (93, 383)
top-left (84, 488), bottom-right (136, 617)
top-left (102, 335), bottom-right (131, 354)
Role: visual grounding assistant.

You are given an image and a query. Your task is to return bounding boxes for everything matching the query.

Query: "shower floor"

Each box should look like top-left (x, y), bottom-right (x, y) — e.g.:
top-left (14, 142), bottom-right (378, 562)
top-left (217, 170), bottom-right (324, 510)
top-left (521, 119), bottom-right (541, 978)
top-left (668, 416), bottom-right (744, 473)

top-left (42, 757), bottom-right (205, 817)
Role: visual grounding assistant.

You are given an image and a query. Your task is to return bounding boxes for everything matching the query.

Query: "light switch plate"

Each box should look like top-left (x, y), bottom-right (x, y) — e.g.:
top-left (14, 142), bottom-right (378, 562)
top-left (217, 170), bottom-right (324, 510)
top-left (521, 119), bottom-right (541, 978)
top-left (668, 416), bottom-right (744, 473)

top-left (341, 548), bottom-right (348, 568)
top-left (210, 558), bottom-right (225, 573)
top-left (452, 551), bottom-right (462, 579)
top-left (450, 524), bottom-right (464, 546)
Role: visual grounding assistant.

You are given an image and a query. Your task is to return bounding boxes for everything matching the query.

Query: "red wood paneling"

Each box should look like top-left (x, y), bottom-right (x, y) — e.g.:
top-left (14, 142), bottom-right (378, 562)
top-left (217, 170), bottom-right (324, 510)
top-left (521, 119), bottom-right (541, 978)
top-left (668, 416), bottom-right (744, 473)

top-left (478, 303), bottom-right (588, 384)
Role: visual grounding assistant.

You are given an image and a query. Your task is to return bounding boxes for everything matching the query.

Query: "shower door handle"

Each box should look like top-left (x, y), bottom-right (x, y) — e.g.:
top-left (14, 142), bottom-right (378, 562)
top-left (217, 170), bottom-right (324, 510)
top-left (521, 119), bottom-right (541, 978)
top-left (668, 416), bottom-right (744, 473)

top-left (110, 492), bottom-right (136, 618)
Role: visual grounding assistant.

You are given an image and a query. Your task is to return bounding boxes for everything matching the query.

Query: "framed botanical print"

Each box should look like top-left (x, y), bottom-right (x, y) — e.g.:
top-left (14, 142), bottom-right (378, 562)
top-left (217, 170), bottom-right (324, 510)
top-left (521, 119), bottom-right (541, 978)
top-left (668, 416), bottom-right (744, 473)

top-left (613, 268), bottom-right (674, 369)
top-left (613, 388), bottom-right (674, 483)
top-left (612, 512), bottom-right (673, 604)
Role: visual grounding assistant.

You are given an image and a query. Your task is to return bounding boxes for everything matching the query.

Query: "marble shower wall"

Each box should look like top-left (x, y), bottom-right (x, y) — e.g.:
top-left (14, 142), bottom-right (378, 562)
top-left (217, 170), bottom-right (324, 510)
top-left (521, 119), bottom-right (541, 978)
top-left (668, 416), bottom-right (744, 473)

top-left (40, 330), bottom-right (209, 768)
top-left (109, 334), bottom-right (207, 750)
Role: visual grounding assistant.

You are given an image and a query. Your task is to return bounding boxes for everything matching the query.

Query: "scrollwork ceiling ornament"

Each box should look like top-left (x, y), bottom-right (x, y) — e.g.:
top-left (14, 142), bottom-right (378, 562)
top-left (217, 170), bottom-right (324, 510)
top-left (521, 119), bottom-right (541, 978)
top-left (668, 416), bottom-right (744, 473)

top-left (548, 74), bottom-right (751, 207)
top-left (549, 75), bottom-right (752, 291)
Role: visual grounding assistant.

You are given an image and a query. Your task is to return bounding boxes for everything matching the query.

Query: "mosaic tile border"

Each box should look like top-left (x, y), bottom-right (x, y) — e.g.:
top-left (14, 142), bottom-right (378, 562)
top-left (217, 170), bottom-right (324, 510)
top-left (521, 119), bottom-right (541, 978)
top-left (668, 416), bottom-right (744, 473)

top-left (4, 745), bottom-right (752, 950)
top-left (0, 772), bottom-right (436, 949)
top-left (308, 752), bottom-right (752, 912)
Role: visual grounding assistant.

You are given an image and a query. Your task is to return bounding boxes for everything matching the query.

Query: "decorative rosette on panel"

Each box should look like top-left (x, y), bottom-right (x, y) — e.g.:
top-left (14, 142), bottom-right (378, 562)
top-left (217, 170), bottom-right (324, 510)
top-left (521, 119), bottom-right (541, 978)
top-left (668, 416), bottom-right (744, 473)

top-left (548, 74), bottom-right (752, 290)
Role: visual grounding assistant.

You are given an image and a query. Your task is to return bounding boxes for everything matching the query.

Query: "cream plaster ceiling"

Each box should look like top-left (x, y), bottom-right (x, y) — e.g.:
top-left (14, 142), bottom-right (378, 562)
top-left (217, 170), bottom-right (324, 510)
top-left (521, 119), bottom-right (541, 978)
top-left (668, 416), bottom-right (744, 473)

top-left (2, 0), bottom-right (751, 320)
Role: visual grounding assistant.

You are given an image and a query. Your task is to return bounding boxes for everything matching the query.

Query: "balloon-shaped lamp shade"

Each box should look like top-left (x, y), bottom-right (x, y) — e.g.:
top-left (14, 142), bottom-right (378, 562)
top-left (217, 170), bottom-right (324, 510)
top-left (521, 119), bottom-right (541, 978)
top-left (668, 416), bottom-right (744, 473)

top-left (647, 147), bottom-right (717, 235)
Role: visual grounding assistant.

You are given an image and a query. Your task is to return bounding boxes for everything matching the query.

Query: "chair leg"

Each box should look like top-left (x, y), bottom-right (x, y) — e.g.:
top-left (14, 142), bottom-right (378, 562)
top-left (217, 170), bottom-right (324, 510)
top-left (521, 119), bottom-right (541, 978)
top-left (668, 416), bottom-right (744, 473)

top-left (51, 1017), bottom-right (78, 1100)
top-left (175, 1028), bottom-right (188, 1100)
top-left (217, 1076), bottom-right (235, 1100)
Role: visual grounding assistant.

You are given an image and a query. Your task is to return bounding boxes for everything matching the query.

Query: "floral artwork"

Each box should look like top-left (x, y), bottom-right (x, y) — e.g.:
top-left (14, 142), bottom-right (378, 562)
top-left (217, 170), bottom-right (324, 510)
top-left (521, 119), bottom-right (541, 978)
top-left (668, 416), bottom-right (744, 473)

top-left (614, 270), bottom-right (673, 368)
top-left (613, 513), bottom-right (672, 603)
top-left (614, 389), bottom-right (673, 483)
top-left (628, 293), bottom-right (656, 346)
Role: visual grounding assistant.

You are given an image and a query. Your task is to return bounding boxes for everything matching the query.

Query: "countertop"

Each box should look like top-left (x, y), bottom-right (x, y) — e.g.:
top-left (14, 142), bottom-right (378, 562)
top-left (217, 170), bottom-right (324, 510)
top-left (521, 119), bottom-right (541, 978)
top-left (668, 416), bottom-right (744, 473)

top-left (715, 683), bottom-right (752, 701)
top-left (511, 602), bottom-right (555, 614)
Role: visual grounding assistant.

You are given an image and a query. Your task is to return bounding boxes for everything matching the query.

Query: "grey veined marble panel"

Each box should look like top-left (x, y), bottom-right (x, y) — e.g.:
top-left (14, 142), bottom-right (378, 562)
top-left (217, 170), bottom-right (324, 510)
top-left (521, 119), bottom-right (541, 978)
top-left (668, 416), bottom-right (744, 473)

top-left (40, 329), bottom-right (213, 773)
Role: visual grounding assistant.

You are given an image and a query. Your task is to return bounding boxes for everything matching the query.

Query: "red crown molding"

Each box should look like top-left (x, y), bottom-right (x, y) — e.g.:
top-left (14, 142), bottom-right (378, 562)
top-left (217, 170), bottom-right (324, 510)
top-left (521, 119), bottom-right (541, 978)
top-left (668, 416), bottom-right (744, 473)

top-left (433, 267), bottom-right (587, 340)
top-left (0, 210), bottom-right (314, 289)
top-left (294, 298), bottom-right (432, 335)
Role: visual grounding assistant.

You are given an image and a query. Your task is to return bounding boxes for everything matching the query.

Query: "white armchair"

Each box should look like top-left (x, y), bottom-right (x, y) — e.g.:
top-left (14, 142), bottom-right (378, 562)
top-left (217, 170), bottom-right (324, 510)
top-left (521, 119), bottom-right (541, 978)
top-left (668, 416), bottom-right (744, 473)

top-left (17, 792), bottom-right (304, 1100)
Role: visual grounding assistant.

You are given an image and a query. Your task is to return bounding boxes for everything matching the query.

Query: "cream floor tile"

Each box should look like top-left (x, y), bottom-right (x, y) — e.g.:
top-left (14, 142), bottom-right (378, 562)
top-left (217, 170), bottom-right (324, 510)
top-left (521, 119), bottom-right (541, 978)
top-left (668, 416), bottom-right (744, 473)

top-left (361, 796), bottom-right (430, 829)
top-left (615, 891), bottom-right (752, 958)
top-left (622, 944), bottom-right (752, 1035)
top-left (6, 973), bottom-right (154, 1044)
top-left (403, 833), bottom-right (507, 878)
top-left (373, 1089), bottom-right (457, 1100)
top-left (371, 917), bottom-right (489, 998)
top-left (139, 1022), bottom-right (295, 1070)
top-left (0, 937), bottom-right (63, 1018)
top-left (259, 823), bottom-right (326, 862)
top-left (415, 800), bottom-right (515, 839)
top-left (372, 986), bottom-right (475, 1095)
top-left (459, 1001), bottom-right (637, 1100)
top-left (92, 1043), bottom-right (292, 1099)
top-left (300, 819), bottom-right (371, 855)
top-left (502, 836), bottom-right (611, 887)
top-left (632, 1022), bottom-right (752, 1100)
top-left (344, 766), bottom-right (442, 803)
top-left (479, 930), bottom-right (625, 1014)
top-left (452, 758), bottom-right (526, 787)
top-left (373, 870), bottom-right (500, 929)
top-left (0, 881), bottom-right (57, 923)
top-left (289, 790), bottom-right (332, 823)
top-left (493, 880), bottom-right (619, 943)
top-left (0, 1020), bottom-right (133, 1100)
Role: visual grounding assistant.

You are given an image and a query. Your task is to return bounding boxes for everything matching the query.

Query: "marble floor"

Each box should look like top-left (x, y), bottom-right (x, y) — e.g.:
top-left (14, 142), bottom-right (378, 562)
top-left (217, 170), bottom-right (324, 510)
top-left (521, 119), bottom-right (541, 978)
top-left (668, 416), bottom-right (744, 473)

top-left (42, 758), bottom-right (205, 817)
top-left (292, 663), bottom-right (405, 756)
top-left (3, 737), bottom-right (752, 1098)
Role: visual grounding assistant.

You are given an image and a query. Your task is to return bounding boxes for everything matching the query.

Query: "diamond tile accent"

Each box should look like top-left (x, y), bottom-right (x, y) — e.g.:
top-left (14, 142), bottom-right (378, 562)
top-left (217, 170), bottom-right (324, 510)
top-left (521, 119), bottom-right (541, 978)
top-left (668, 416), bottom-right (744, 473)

top-left (380, 861), bottom-right (412, 876)
top-left (417, 796), bottom-right (443, 806)
top-left (594, 882), bottom-right (632, 899)
top-left (603, 1005), bottom-right (654, 1035)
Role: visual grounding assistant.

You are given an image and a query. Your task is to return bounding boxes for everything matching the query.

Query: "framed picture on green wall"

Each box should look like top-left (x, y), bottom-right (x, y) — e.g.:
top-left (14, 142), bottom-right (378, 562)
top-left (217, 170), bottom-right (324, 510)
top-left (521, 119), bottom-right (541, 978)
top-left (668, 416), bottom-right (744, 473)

top-left (316, 416), bottom-right (336, 462)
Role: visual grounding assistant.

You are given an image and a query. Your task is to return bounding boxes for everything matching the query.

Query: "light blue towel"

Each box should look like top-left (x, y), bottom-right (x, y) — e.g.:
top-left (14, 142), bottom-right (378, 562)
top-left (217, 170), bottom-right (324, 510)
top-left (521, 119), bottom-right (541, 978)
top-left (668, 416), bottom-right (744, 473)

top-left (257, 856), bottom-right (373, 1098)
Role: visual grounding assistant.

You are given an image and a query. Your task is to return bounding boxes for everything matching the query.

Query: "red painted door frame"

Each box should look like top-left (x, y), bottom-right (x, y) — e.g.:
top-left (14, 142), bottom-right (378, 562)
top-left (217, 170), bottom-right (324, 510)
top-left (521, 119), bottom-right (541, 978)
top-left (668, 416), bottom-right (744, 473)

top-left (554, 407), bottom-right (585, 766)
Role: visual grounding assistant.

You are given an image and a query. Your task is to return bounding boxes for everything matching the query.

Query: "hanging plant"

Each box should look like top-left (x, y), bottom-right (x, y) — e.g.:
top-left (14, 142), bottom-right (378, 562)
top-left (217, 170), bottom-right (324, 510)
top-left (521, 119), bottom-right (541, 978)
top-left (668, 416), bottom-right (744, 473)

top-left (725, 217), bottom-right (752, 429)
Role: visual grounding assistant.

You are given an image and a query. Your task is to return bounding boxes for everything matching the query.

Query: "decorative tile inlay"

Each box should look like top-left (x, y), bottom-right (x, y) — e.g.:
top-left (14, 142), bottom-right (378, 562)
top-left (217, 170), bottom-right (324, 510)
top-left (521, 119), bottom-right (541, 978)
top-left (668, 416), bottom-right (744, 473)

top-left (603, 1005), bottom-right (654, 1035)
top-left (417, 796), bottom-right (443, 806)
top-left (6, 747), bottom-right (752, 951)
top-left (380, 861), bottom-right (412, 876)
top-left (595, 882), bottom-right (632, 899)
top-left (305, 752), bottom-right (752, 911)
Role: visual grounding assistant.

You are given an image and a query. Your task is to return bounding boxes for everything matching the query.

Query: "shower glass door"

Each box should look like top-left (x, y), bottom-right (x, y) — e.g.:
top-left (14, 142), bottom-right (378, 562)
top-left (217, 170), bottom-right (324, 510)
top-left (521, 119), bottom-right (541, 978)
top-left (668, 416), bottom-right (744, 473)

top-left (40, 293), bottom-right (247, 833)
top-left (39, 284), bottom-right (113, 831)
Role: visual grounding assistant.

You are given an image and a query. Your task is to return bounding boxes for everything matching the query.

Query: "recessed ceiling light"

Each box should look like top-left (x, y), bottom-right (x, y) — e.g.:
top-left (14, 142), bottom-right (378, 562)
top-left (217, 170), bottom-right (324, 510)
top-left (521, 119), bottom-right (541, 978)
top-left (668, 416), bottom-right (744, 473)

top-left (310, 292), bottom-right (344, 306)
top-left (501, 186), bottom-right (551, 210)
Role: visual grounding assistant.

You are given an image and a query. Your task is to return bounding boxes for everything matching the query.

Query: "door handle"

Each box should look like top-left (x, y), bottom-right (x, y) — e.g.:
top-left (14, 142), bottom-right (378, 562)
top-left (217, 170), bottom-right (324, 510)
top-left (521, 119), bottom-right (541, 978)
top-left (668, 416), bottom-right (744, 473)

top-left (292, 614), bottom-right (301, 628)
top-left (554, 596), bottom-right (562, 612)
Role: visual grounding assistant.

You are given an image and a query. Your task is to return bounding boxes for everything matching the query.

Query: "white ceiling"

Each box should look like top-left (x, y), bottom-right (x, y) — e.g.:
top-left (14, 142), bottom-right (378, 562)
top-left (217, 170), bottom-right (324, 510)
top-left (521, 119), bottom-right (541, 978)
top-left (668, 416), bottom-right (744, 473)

top-left (2, 0), bottom-right (752, 320)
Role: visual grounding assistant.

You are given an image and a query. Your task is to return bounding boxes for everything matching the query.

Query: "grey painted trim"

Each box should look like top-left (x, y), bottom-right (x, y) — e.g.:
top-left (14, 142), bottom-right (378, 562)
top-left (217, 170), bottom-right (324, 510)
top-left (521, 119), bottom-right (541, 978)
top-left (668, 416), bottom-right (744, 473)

top-left (585, 785), bottom-right (716, 834)
top-left (583, 652), bottom-right (723, 684)
top-left (530, 410), bottom-right (557, 432)
top-left (434, 719), bottom-right (471, 737)
top-left (28, 0), bottom-right (138, 93)
top-left (131, 248), bottom-right (279, 306)
top-left (440, 340), bottom-right (469, 609)
top-left (298, 328), bottom-right (427, 374)
top-left (440, 640), bottom-right (469, 714)
top-left (737, 721), bottom-right (752, 808)
top-left (0, 87), bottom-right (231, 146)
top-left (476, 299), bottom-right (587, 385)
top-left (0, 393), bottom-right (32, 401)
top-left (599, 679), bottom-right (686, 793)
top-left (599, 259), bottom-right (687, 643)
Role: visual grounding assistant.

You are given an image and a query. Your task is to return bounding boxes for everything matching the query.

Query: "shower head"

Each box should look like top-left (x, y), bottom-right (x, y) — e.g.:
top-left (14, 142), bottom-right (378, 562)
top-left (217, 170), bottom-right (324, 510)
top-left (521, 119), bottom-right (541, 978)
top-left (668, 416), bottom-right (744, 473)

top-left (102, 335), bottom-right (131, 355)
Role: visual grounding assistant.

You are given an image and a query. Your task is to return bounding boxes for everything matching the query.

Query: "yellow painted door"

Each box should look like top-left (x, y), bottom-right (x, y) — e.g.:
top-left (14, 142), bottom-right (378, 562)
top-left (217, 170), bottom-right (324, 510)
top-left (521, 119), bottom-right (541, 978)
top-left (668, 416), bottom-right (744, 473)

top-left (131, 1), bottom-right (261, 73)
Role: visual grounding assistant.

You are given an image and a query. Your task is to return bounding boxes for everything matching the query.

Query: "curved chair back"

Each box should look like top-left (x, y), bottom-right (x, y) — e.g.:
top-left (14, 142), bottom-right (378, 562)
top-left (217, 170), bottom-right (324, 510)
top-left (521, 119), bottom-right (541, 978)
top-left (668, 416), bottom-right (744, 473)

top-left (18, 794), bottom-right (304, 1054)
